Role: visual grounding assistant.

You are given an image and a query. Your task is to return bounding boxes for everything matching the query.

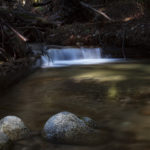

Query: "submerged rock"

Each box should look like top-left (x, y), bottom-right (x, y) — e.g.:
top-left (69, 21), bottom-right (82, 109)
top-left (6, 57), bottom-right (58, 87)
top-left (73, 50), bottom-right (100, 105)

top-left (0, 116), bottom-right (30, 141)
top-left (42, 112), bottom-right (97, 144)
top-left (0, 132), bottom-right (10, 150)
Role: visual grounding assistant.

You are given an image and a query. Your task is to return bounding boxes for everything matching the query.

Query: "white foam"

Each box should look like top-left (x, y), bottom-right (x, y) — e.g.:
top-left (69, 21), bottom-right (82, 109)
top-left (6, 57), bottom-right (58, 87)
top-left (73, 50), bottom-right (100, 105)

top-left (41, 48), bottom-right (122, 68)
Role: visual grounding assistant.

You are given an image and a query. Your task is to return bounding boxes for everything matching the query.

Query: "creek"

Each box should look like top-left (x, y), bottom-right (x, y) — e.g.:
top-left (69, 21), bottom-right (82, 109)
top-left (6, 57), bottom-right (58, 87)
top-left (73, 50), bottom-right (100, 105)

top-left (41, 47), bottom-right (122, 67)
top-left (0, 48), bottom-right (150, 150)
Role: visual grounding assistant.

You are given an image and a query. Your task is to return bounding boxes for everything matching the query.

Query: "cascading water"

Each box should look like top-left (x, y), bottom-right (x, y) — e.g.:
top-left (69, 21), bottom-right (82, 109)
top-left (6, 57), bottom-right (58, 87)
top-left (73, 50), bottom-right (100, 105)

top-left (41, 47), bottom-right (121, 68)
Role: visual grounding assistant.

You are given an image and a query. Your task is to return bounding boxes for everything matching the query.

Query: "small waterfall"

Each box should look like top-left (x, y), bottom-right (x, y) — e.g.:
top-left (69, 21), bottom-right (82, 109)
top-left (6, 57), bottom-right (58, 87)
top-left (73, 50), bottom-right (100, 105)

top-left (41, 47), bottom-right (120, 68)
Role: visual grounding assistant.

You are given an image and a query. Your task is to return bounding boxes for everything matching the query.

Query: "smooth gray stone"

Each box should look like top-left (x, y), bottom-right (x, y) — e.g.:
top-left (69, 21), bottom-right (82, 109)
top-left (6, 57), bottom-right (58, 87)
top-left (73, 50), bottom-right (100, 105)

top-left (42, 112), bottom-right (96, 144)
top-left (0, 116), bottom-right (30, 141)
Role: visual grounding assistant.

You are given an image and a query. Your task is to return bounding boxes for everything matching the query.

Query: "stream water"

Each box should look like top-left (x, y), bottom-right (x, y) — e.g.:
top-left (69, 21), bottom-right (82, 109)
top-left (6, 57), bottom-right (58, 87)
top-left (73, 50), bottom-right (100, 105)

top-left (0, 48), bottom-right (150, 150)
top-left (41, 47), bottom-right (122, 67)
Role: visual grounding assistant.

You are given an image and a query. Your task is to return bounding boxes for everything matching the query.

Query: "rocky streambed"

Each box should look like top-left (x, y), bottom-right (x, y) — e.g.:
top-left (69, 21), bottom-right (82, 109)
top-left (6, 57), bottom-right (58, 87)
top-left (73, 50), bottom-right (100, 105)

top-left (0, 112), bottom-right (103, 150)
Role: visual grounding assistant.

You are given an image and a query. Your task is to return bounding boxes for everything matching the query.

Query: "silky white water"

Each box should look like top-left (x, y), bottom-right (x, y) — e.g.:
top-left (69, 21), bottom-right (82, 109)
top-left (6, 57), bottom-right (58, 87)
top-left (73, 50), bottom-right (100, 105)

top-left (41, 48), bottom-right (121, 68)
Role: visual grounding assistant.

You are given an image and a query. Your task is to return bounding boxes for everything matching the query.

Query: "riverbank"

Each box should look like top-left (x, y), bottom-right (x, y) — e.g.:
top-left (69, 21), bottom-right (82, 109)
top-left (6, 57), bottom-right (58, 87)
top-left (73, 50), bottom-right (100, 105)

top-left (0, 56), bottom-right (40, 95)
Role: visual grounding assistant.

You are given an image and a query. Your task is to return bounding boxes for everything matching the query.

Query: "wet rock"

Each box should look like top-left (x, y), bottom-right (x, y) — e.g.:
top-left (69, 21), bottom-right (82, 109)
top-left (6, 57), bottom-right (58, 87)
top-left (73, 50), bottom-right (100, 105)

top-left (42, 112), bottom-right (96, 144)
top-left (0, 116), bottom-right (30, 141)
top-left (81, 117), bottom-right (97, 129)
top-left (0, 132), bottom-right (10, 150)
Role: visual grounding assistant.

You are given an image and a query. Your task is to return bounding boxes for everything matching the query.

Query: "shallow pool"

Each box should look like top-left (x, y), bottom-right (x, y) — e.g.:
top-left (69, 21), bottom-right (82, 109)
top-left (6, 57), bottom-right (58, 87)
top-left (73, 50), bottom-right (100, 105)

top-left (0, 61), bottom-right (150, 150)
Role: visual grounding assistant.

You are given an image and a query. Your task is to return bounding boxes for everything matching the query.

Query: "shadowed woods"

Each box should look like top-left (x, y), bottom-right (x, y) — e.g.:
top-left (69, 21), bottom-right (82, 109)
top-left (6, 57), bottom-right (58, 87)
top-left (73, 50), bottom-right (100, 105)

top-left (1, 0), bottom-right (150, 60)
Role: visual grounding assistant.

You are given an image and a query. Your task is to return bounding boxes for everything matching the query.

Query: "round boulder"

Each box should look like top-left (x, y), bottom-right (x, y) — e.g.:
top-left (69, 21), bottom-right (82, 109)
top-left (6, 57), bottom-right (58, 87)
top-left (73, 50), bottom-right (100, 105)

top-left (0, 132), bottom-right (10, 150)
top-left (42, 112), bottom-right (96, 144)
top-left (0, 116), bottom-right (30, 141)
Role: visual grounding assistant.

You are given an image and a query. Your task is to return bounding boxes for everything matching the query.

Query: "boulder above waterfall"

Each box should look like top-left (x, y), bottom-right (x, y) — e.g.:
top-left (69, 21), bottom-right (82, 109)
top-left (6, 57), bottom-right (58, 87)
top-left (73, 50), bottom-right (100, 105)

top-left (0, 116), bottom-right (30, 141)
top-left (42, 111), bottom-right (98, 144)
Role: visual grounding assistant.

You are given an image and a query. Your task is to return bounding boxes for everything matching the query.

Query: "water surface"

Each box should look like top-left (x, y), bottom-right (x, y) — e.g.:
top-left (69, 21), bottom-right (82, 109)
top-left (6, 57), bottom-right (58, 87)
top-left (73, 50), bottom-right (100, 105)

top-left (0, 62), bottom-right (150, 150)
top-left (41, 47), bottom-right (122, 67)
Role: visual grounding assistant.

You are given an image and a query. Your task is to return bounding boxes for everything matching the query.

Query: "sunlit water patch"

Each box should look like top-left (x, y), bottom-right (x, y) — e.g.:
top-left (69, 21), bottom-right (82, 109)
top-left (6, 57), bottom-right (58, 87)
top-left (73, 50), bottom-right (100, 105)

top-left (41, 48), bottom-right (123, 67)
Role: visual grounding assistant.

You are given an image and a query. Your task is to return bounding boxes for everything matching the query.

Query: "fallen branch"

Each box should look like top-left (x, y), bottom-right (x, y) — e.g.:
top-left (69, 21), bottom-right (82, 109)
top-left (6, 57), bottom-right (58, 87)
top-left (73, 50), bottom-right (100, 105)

top-left (80, 1), bottom-right (112, 22)
top-left (4, 23), bottom-right (28, 42)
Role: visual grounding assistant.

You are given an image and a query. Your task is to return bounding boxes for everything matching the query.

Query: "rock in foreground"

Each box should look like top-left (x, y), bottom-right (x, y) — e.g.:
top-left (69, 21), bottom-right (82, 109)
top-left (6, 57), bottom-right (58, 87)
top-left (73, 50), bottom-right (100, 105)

top-left (0, 116), bottom-right (30, 141)
top-left (42, 112), bottom-right (97, 144)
